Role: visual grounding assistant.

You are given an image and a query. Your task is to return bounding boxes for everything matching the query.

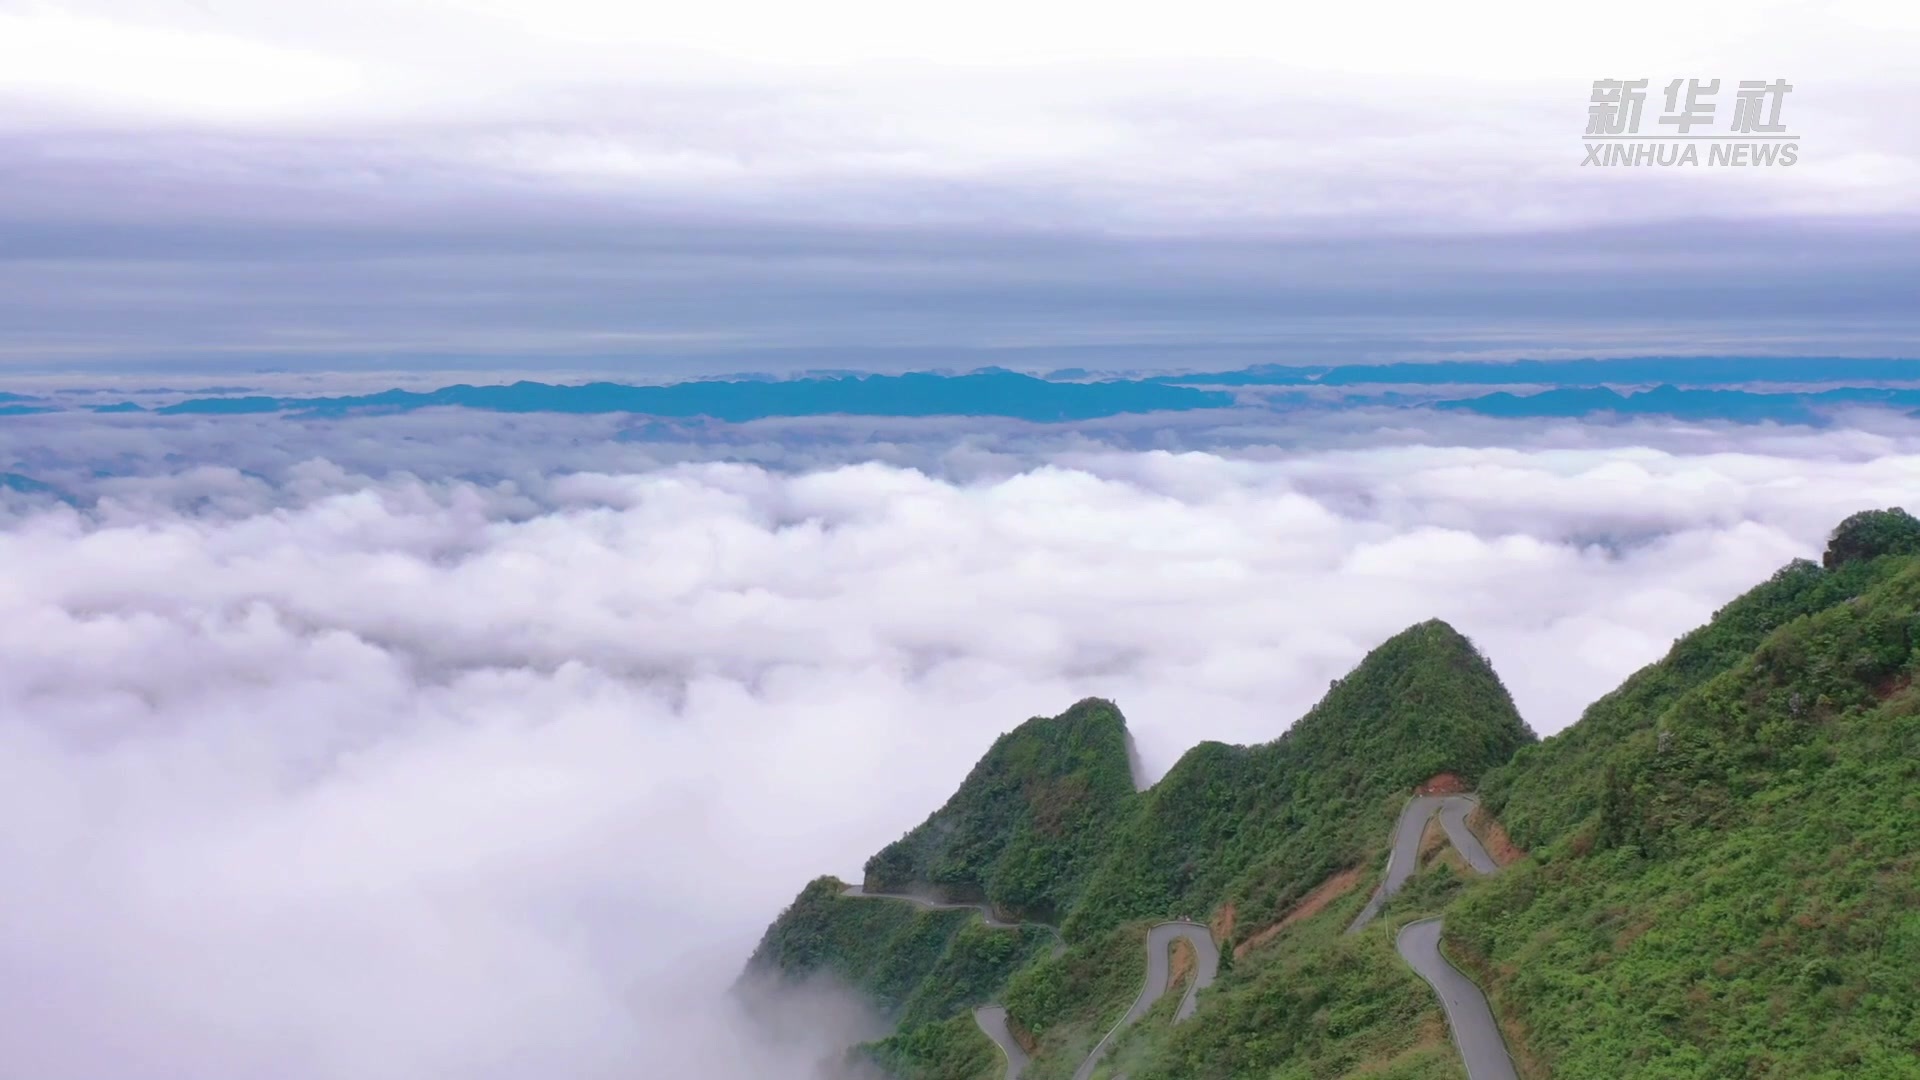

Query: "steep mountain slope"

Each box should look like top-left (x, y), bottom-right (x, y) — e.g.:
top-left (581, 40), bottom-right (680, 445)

top-left (744, 515), bottom-right (1920, 1080)
top-left (1449, 510), bottom-right (1920, 1078)
top-left (745, 875), bottom-right (1054, 1030)
top-left (1025, 622), bottom-right (1533, 1080)
top-left (1067, 620), bottom-right (1532, 944)
top-left (742, 619), bottom-right (1536, 1079)
top-left (1481, 513), bottom-right (1918, 851)
top-left (863, 698), bottom-right (1137, 923)
top-left (741, 700), bottom-right (1139, 1075)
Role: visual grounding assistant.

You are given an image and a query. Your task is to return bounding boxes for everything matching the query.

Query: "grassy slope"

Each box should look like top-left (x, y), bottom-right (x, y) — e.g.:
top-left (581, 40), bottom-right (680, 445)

top-left (865, 1013), bottom-right (1001, 1080)
top-left (1000, 923), bottom-right (1154, 1078)
top-left (1451, 546), bottom-right (1920, 1079)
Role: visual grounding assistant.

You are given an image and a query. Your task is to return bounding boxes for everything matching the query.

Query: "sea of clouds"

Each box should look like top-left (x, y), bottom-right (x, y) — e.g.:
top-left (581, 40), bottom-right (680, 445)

top-left (4, 406), bottom-right (1919, 1079)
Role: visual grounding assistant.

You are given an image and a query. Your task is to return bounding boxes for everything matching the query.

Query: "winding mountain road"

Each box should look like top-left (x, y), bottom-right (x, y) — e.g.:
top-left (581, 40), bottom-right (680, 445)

top-left (1347, 794), bottom-right (1498, 933)
top-left (1069, 920), bottom-right (1218, 1080)
top-left (840, 888), bottom-right (1214, 1080)
top-left (1396, 918), bottom-right (1518, 1080)
top-left (841, 791), bottom-right (1514, 1080)
top-left (839, 885), bottom-right (1064, 943)
top-left (972, 1006), bottom-right (1030, 1080)
top-left (1342, 793), bottom-right (1518, 1080)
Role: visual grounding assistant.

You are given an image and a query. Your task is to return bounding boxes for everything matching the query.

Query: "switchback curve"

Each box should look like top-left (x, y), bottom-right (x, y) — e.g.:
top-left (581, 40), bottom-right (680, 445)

top-left (1068, 920), bottom-right (1217, 1080)
top-left (839, 885), bottom-right (1064, 944)
top-left (1346, 794), bottom-right (1520, 1080)
top-left (972, 1005), bottom-right (1029, 1080)
top-left (841, 792), bottom-right (1513, 1080)
top-left (838, 887), bottom-right (1216, 1080)
top-left (1347, 794), bottom-right (1498, 933)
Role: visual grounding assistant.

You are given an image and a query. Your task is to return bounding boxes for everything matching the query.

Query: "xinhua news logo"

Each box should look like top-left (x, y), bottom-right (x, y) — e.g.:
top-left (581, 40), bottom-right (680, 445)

top-left (1584, 79), bottom-right (1798, 167)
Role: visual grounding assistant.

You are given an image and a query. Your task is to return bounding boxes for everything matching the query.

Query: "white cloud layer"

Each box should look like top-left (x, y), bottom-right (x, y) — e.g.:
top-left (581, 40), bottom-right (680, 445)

top-left (3, 422), bottom-right (1918, 1078)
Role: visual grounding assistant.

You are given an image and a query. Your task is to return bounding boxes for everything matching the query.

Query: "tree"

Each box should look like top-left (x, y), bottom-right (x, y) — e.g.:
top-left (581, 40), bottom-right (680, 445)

top-left (1823, 507), bottom-right (1920, 568)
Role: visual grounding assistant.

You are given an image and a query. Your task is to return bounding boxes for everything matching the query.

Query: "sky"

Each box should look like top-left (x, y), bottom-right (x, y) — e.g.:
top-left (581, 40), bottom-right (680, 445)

top-left (3, 0), bottom-right (1919, 371)
top-left (7, 5), bottom-right (1920, 1078)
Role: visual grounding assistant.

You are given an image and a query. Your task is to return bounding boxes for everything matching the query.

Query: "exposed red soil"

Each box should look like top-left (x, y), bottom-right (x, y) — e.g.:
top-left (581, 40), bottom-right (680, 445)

top-left (1167, 938), bottom-right (1196, 991)
top-left (1415, 772), bottom-right (1468, 795)
top-left (1468, 804), bottom-right (1528, 867)
top-left (1007, 1013), bottom-right (1040, 1056)
top-left (1234, 865), bottom-right (1365, 959)
top-left (1211, 901), bottom-right (1236, 944)
top-left (1875, 672), bottom-right (1912, 701)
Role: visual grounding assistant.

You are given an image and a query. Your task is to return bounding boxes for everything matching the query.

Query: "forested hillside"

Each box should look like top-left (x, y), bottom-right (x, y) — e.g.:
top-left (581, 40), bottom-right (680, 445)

top-left (740, 509), bottom-right (1920, 1080)
top-left (863, 698), bottom-right (1137, 922)
top-left (741, 700), bottom-right (1140, 1073)
top-left (1480, 512), bottom-right (1919, 850)
top-left (1015, 620), bottom-right (1534, 1079)
top-left (744, 622), bottom-right (1535, 1078)
top-left (1453, 509), bottom-right (1920, 1078)
top-left (1068, 619), bottom-right (1530, 942)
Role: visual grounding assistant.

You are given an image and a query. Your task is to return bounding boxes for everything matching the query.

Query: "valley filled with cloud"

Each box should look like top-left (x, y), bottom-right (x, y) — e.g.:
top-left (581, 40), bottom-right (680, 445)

top-left (3, 408), bottom-right (1917, 1078)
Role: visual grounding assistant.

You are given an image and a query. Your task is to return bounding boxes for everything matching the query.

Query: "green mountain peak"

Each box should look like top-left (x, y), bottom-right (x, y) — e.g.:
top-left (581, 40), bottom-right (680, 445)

top-left (861, 697), bottom-right (1136, 923)
top-left (742, 514), bottom-right (1920, 1080)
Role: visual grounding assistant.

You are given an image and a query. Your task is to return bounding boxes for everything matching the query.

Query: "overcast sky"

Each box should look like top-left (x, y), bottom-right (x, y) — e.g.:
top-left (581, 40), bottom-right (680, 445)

top-left (3, 0), bottom-right (1918, 371)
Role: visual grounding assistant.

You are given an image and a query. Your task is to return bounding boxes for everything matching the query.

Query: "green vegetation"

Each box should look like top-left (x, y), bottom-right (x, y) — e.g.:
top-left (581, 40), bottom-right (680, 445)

top-left (1110, 890), bottom-right (1465, 1080)
top-left (748, 619), bottom-right (1533, 1079)
top-left (743, 877), bottom-right (1054, 1079)
top-left (745, 510), bottom-right (1920, 1080)
top-left (1067, 620), bottom-right (1532, 945)
top-left (1822, 506), bottom-right (1920, 568)
top-left (1454, 528), bottom-right (1920, 1079)
top-left (864, 1013), bottom-right (1000, 1080)
top-left (1482, 550), bottom-right (1907, 851)
top-left (744, 876), bottom-right (976, 1013)
top-left (1001, 923), bottom-right (1149, 1072)
top-left (865, 698), bottom-right (1137, 923)
top-left (903, 921), bottom-right (1057, 1030)
top-left (745, 700), bottom-right (1139, 1079)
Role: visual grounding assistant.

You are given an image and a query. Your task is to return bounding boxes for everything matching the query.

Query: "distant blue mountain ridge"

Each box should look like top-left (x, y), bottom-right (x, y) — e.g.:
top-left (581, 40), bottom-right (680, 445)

top-left (152, 372), bottom-right (1232, 422)
top-left (1434, 384), bottom-right (1920, 424)
top-left (3, 360), bottom-right (1919, 425)
top-left (1147, 355), bottom-right (1920, 386)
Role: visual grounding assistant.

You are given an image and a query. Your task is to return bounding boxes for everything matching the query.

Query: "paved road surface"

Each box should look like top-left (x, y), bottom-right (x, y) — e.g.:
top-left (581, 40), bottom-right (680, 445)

top-left (1070, 920), bottom-right (1218, 1080)
top-left (1436, 797), bottom-right (1500, 874)
top-left (1396, 918), bottom-right (1519, 1080)
top-left (843, 886), bottom-right (1217, 1080)
top-left (841, 789), bottom-right (1509, 1080)
top-left (973, 1006), bottom-right (1030, 1080)
top-left (1348, 794), bottom-right (1496, 932)
top-left (840, 885), bottom-right (1059, 939)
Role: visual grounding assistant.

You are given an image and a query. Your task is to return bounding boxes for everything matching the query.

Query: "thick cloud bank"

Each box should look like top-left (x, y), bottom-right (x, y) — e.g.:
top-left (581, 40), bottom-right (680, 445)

top-left (3, 422), bottom-right (1918, 1079)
